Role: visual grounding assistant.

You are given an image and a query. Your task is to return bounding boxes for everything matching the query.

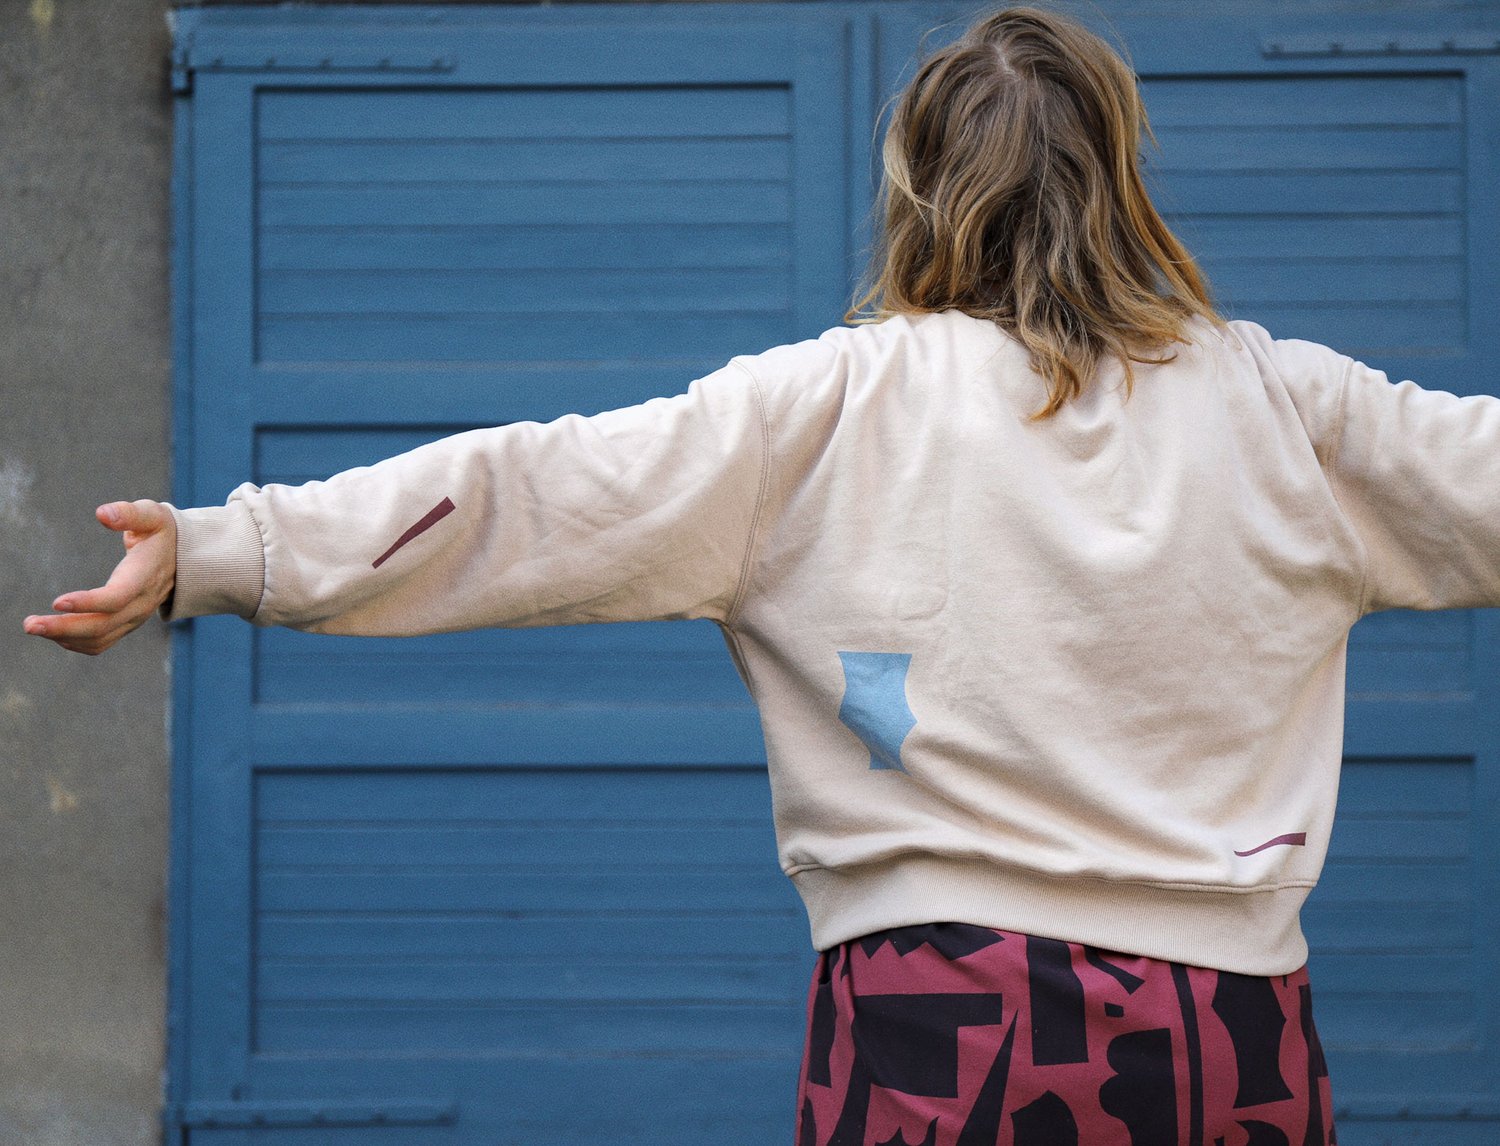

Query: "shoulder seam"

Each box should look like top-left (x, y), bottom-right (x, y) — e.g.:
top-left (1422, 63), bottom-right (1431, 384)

top-left (1322, 354), bottom-right (1371, 614)
top-left (724, 358), bottom-right (771, 627)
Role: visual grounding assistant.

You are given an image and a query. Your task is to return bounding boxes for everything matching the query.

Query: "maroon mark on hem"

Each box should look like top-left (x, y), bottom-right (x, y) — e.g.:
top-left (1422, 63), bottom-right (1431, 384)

top-left (372, 497), bottom-right (456, 569)
top-left (1234, 832), bottom-right (1308, 858)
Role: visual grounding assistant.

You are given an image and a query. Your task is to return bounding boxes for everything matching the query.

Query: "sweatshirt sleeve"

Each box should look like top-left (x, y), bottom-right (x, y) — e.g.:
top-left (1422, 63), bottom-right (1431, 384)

top-left (164, 360), bottom-right (769, 635)
top-left (1268, 331), bottom-right (1500, 614)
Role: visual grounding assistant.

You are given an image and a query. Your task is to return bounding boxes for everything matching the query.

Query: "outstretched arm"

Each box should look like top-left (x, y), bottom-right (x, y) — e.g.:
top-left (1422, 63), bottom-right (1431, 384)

top-left (24, 356), bottom-right (779, 647)
top-left (23, 500), bottom-right (177, 655)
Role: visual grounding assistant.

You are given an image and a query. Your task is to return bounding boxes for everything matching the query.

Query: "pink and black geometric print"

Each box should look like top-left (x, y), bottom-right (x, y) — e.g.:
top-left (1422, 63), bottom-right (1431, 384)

top-left (796, 923), bottom-right (1335, 1146)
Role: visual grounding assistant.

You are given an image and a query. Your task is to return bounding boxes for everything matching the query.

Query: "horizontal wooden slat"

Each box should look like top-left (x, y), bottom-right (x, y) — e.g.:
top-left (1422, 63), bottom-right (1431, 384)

top-left (1217, 302), bottom-right (1462, 355)
top-left (1302, 902), bottom-right (1470, 951)
top-left (1141, 75), bottom-right (1462, 129)
top-left (1309, 952), bottom-right (1471, 995)
top-left (260, 222), bottom-right (793, 272)
top-left (1349, 610), bottom-right (1471, 649)
top-left (257, 655), bottom-right (748, 706)
top-left (1333, 1113), bottom-right (1500, 1137)
top-left (1314, 860), bottom-right (1470, 904)
top-left (258, 914), bottom-right (803, 961)
top-left (1348, 631), bottom-right (1473, 698)
top-left (243, 1050), bottom-right (802, 1088)
top-left (242, 1056), bottom-right (799, 1143)
top-left (257, 763), bottom-right (769, 822)
top-left (258, 311), bottom-right (792, 365)
top-left (257, 86), bottom-right (792, 141)
top-left (258, 267), bottom-right (791, 315)
top-left (1149, 125), bottom-right (1463, 172)
top-left (1342, 696), bottom-right (1474, 758)
top-left (1345, 646), bottom-right (1471, 695)
top-left (261, 138), bottom-right (792, 184)
top-left (257, 957), bottom-right (805, 1004)
top-left (1334, 759), bottom-right (1472, 815)
top-left (250, 708), bottom-right (767, 765)
top-left (242, 363), bottom-right (732, 428)
top-left (1325, 818), bottom-right (1469, 862)
top-left (255, 425), bottom-right (470, 480)
top-left (1150, 171), bottom-right (1461, 217)
top-left (1310, 992), bottom-right (1474, 1054)
top-left (260, 181), bottom-right (792, 227)
top-left (258, 869), bottom-right (799, 916)
top-left (255, 1000), bottom-right (803, 1054)
top-left (1200, 257), bottom-right (1460, 307)
top-left (258, 824), bottom-right (778, 867)
top-left (1177, 216), bottom-right (1464, 260)
top-left (254, 624), bottom-right (725, 660)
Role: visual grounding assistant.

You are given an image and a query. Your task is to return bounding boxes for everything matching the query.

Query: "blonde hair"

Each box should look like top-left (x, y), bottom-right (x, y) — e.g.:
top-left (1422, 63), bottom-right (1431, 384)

top-left (850, 6), bottom-right (1222, 418)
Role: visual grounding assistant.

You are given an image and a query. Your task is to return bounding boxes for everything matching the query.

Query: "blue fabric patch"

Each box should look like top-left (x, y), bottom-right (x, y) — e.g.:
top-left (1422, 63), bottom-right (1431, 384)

top-left (836, 651), bottom-right (917, 772)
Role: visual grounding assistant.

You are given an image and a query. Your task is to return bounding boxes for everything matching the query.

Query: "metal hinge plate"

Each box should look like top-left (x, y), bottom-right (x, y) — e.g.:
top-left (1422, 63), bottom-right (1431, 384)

top-left (1263, 33), bottom-right (1500, 59)
top-left (169, 48), bottom-right (456, 94)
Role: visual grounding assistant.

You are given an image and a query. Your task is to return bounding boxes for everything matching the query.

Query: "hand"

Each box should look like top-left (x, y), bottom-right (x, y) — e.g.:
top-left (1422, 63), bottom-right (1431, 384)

top-left (23, 500), bottom-right (177, 655)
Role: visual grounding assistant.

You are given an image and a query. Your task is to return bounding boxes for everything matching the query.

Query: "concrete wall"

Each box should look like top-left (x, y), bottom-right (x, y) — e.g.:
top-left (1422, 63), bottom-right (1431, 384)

top-left (0, 0), bottom-right (173, 1142)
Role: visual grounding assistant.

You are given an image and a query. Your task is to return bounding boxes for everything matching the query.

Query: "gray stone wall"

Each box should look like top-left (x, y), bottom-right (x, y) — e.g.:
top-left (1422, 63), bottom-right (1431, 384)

top-left (0, 1), bottom-right (173, 1142)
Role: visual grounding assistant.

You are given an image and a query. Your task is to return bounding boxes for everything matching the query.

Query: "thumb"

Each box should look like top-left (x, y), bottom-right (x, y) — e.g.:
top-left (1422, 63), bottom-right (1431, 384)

top-left (97, 500), bottom-right (168, 534)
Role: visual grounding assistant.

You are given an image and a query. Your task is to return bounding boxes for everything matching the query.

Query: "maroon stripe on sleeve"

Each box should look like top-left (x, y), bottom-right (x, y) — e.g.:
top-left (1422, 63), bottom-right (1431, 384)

top-left (372, 496), bottom-right (456, 569)
top-left (1233, 832), bottom-right (1307, 858)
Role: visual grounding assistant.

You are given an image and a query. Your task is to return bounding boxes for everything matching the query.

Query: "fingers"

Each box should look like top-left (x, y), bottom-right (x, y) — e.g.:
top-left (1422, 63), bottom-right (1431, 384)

top-left (53, 570), bottom-right (143, 616)
top-left (22, 609), bottom-right (145, 656)
top-left (49, 590), bottom-right (126, 617)
top-left (22, 598), bottom-right (153, 654)
top-left (27, 575), bottom-right (162, 642)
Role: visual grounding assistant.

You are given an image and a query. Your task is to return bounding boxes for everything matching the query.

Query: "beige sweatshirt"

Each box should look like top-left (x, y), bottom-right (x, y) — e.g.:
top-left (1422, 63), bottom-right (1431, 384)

top-left (167, 311), bottom-right (1500, 975)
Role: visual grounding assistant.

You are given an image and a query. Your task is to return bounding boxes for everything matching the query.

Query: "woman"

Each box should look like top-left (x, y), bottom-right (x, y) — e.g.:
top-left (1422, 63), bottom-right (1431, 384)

top-left (26, 8), bottom-right (1500, 1144)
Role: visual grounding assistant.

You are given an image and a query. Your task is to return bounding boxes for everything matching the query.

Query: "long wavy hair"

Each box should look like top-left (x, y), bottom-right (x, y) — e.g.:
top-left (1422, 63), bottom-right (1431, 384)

top-left (850, 6), bottom-right (1222, 418)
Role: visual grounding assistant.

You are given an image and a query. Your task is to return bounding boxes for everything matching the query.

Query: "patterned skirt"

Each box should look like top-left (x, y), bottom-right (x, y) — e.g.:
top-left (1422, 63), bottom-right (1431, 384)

top-left (796, 923), bottom-right (1335, 1146)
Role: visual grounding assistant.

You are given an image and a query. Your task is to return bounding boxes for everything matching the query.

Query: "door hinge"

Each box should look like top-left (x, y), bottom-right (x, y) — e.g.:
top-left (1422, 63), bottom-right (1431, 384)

top-left (172, 1099), bottom-right (458, 1129)
top-left (169, 48), bottom-right (457, 94)
top-left (1263, 33), bottom-right (1500, 59)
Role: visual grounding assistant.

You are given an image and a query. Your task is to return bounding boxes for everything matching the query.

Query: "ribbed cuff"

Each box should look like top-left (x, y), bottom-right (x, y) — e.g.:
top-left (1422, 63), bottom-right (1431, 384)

top-left (161, 503), bottom-right (266, 621)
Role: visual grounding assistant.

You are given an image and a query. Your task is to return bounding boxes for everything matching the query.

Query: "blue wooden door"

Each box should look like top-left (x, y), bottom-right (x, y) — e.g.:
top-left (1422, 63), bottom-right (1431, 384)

top-left (881, 8), bottom-right (1500, 1137)
top-left (167, 6), bottom-right (856, 1141)
top-left (1128, 18), bottom-right (1500, 1140)
top-left (169, 4), bottom-right (1500, 1143)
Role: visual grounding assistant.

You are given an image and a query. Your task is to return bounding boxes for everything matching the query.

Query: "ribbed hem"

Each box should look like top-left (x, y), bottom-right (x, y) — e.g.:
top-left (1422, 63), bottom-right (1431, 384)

top-left (162, 503), bottom-right (266, 621)
top-left (793, 852), bottom-right (1312, 976)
